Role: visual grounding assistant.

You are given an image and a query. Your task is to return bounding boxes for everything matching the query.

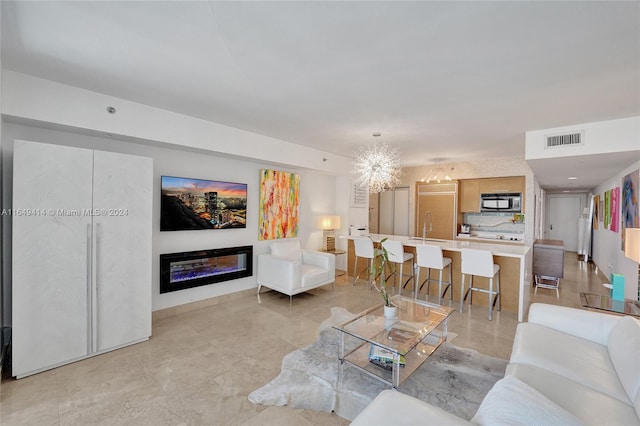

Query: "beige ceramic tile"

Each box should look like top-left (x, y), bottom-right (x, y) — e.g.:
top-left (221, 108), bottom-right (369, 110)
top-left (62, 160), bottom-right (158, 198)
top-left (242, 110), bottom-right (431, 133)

top-left (1, 254), bottom-right (607, 426)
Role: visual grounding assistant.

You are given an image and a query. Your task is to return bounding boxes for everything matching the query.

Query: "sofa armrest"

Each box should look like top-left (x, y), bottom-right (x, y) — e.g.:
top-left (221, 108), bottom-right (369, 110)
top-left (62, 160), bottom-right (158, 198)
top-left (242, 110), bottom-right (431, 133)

top-left (257, 254), bottom-right (301, 292)
top-left (350, 390), bottom-right (470, 426)
top-left (527, 303), bottom-right (620, 345)
top-left (302, 249), bottom-right (335, 272)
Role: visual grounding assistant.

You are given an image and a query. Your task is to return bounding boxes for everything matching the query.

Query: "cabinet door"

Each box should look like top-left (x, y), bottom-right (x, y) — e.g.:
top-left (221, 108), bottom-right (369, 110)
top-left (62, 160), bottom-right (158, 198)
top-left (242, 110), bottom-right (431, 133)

top-left (415, 183), bottom-right (457, 240)
top-left (459, 180), bottom-right (480, 212)
top-left (12, 141), bottom-right (93, 377)
top-left (92, 151), bottom-right (152, 352)
top-left (479, 177), bottom-right (524, 194)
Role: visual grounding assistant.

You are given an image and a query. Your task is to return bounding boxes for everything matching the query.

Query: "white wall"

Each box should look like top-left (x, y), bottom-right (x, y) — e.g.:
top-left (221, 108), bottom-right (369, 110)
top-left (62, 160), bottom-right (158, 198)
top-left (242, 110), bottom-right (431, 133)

top-left (525, 116), bottom-right (640, 160)
top-left (2, 71), bottom-right (352, 176)
top-left (592, 160), bottom-right (640, 300)
top-left (1, 122), bottom-right (337, 314)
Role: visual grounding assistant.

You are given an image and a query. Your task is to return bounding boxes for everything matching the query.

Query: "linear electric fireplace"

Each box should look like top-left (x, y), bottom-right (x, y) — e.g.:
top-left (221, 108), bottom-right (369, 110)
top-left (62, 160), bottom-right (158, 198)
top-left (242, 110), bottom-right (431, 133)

top-left (160, 246), bottom-right (253, 293)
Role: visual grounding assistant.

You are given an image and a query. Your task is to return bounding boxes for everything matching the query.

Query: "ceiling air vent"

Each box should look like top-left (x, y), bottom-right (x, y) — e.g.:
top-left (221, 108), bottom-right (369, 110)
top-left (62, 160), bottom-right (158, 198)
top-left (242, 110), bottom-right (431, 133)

top-left (545, 131), bottom-right (584, 148)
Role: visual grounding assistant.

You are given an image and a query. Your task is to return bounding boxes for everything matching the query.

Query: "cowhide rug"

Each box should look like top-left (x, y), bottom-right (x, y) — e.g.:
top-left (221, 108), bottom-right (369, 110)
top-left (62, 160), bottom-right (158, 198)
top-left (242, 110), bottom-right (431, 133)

top-left (248, 307), bottom-right (507, 421)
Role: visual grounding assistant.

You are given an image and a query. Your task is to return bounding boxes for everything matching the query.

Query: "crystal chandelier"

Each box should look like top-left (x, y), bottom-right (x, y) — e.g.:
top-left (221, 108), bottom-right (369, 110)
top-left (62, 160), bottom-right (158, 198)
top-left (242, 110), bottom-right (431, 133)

top-left (353, 133), bottom-right (401, 193)
top-left (421, 163), bottom-right (452, 183)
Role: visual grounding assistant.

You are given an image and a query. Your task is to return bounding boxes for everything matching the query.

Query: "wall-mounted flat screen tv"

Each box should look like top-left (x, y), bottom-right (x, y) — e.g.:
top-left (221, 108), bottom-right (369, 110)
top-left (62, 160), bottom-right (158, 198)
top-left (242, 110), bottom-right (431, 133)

top-left (161, 176), bottom-right (247, 231)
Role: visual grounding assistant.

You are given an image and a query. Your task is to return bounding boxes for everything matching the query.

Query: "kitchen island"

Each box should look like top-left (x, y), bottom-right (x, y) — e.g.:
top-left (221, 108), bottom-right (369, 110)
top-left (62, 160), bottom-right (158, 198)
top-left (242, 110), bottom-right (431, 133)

top-left (346, 234), bottom-right (531, 321)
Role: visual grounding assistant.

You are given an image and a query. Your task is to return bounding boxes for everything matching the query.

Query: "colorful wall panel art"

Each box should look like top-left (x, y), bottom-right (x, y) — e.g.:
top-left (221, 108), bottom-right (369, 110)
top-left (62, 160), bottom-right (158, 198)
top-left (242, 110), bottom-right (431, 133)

top-left (604, 190), bottom-right (611, 229)
top-left (621, 169), bottom-right (639, 249)
top-left (259, 169), bottom-right (300, 240)
top-left (611, 187), bottom-right (620, 233)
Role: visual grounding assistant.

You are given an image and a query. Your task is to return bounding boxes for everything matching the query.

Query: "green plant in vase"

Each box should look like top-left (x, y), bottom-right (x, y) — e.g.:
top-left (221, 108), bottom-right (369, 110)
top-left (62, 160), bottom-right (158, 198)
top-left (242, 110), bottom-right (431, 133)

top-left (370, 237), bottom-right (396, 308)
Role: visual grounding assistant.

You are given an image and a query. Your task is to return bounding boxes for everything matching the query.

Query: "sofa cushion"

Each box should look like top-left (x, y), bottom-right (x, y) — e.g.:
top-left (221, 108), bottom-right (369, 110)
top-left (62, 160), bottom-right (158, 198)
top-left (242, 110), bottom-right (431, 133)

top-left (506, 363), bottom-right (639, 425)
top-left (510, 322), bottom-right (629, 404)
top-left (351, 389), bottom-right (469, 426)
top-left (607, 316), bottom-right (640, 417)
top-left (300, 264), bottom-right (329, 287)
top-left (270, 240), bottom-right (302, 262)
top-left (471, 375), bottom-right (582, 426)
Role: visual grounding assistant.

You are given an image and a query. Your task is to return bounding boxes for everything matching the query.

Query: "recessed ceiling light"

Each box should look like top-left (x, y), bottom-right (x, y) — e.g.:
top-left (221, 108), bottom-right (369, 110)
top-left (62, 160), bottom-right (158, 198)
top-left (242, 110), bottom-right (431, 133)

top-left (568, 177), bottom-right (578, 180)
top-left (563, 190), bottom-right (571, 193)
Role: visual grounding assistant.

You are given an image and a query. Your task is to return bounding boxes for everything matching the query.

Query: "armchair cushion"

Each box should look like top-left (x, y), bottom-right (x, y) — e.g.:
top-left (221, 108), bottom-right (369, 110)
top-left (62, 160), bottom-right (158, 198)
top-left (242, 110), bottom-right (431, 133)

top-left (270, 239), bottom-right (302, 262)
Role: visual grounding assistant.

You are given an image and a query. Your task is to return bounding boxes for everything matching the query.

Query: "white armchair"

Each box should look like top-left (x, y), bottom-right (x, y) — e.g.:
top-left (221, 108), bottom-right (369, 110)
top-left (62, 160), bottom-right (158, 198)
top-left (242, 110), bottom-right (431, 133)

top-left (257, 239), bottom-right (335, 303)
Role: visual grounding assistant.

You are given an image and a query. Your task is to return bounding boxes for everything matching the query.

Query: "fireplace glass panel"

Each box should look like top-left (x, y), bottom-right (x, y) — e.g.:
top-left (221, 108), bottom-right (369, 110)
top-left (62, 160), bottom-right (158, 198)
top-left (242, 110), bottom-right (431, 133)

top-left (160, 246), bottom-right (253, 293)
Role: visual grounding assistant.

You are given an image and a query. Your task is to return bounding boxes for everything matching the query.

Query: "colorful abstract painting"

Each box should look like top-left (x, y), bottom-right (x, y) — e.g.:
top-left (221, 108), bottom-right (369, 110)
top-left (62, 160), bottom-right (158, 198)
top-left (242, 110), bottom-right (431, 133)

top-left (259, 169), bottom-right (300, 240)
top-left (621, 169), bottom-right (639, 249)
top-left (604, 190), bottom-right (611, 229)
top-left (610, 187), bottom-right (620, 233)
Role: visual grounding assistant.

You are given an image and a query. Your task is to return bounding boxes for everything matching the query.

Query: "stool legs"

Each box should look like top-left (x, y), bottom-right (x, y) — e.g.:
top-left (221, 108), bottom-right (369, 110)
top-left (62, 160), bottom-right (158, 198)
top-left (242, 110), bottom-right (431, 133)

top-left (437, 265), bottom-right (453, 305)
top-left (460, 271), bottom-right (501, 320)
top-left (418, 265), bottom-right (451, 305)
top-left (353, 256), bottom-right (375, 290)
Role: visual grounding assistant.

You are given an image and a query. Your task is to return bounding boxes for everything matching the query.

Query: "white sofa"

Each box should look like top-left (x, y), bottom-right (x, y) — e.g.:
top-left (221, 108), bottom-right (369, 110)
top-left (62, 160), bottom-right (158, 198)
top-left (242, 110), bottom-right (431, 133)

top-left (257, 239), bottom-right (335, 303)
top-left (351, 303), bottom-right (640, 425)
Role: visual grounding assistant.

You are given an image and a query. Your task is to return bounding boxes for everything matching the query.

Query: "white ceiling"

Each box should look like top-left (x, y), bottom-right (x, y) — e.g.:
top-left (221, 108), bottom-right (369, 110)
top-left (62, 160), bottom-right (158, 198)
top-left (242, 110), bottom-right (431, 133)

top-left (2, 1), bottom-right (639, 190)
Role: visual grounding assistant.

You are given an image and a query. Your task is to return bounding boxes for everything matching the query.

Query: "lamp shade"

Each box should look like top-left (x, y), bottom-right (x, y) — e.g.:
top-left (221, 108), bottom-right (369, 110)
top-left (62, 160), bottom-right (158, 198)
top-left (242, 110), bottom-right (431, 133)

top-left (625, 228), bottom-right (640, 263)
top-left (317, 215), bottom-right (341, 230)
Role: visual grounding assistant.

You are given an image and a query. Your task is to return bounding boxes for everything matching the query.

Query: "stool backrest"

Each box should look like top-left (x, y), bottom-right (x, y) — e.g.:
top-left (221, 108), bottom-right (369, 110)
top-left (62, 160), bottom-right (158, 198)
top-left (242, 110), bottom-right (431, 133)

top-left (353, 238), bottom-right (375, 259)
top-left (381, 240), bottom-right (405, 263)
top-left (416, 244), bottom-right (445, 269)
top-left (461, 248), bottom-right (495, 277)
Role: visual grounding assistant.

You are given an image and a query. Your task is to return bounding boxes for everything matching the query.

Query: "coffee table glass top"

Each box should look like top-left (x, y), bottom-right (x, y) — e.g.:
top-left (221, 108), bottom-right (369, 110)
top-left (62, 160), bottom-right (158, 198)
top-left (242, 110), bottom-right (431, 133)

top-left (580, 292), bottom-right (640, 317)
top-left (333, 295), bottom-right (455, 356)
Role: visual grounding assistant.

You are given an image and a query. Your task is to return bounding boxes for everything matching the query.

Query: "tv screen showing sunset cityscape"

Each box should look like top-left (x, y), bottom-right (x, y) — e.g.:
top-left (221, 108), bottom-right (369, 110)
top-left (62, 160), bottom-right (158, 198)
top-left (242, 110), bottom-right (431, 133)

top-left (161, 176), bottom-right (247, 231)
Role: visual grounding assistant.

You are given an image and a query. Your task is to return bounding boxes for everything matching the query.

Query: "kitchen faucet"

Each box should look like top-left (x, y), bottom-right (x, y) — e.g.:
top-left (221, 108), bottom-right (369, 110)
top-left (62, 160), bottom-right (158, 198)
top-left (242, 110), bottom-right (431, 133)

top-left (422, 211), bottom-right (433, 243)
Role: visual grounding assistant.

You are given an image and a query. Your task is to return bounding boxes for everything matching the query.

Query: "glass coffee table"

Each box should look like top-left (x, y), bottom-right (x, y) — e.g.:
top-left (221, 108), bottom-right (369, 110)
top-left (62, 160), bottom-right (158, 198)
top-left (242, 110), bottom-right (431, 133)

top-left (580, 292), bottom-right (640, 317)
top-left (333, 295), bottom-right (455, 388)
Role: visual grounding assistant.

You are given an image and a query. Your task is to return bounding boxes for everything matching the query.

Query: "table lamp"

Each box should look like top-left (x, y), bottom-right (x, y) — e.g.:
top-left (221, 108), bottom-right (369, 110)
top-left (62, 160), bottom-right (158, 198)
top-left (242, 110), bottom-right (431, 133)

top-left (317, 215), bottom-right (341, 251)
top-left (624, 228), bottom-right (640, 302)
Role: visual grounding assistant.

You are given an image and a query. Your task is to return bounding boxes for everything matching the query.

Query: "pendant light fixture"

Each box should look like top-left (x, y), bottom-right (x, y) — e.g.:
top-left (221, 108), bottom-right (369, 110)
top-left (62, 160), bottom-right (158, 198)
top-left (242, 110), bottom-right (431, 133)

top-left (353, 132), bottom-right (401, 193)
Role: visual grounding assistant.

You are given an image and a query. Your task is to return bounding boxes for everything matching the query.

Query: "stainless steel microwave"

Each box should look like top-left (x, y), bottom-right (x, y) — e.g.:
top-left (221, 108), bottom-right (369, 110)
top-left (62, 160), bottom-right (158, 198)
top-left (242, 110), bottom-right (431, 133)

top-left (480, 193), bottom-right (522, 213)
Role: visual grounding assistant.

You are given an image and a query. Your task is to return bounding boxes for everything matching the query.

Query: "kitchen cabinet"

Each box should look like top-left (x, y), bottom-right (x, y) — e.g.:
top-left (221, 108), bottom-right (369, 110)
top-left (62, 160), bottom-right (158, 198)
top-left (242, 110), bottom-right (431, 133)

top-left (479, 177), bottom-right (524, 195)
top-left (459, 180), bottom-right (481, 212)
top-left (12, 140), bottom-right (153, 378)
top-left (415, 182), bottom-right (457, 240)
top-left (458, 176), bottom-right (525, 213)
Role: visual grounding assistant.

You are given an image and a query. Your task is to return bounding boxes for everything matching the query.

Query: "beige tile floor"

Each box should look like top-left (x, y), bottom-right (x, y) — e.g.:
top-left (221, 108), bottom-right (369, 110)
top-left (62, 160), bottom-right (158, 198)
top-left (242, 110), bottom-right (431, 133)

top-left (0, 252), bottom-right (609, 425)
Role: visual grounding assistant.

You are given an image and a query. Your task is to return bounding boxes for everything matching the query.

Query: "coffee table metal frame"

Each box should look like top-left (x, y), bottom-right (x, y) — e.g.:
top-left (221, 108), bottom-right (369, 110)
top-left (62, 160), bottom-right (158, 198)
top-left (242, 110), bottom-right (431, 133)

top-left (333, 295), bottom-right (455, 388)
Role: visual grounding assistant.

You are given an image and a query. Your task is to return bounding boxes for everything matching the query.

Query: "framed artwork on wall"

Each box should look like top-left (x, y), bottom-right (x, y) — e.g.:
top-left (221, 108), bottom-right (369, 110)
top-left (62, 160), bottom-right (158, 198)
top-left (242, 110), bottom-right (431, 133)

top-left (611, 187), bottom-right (620, 233)
top-left (604, 190), bottom-right (611, 229)
top-left (621, 169), bottom-right (639, 249)
top-left (351, 182), bottom-right (368, 208)
top-left (258, 169), bottom-right (300, 240)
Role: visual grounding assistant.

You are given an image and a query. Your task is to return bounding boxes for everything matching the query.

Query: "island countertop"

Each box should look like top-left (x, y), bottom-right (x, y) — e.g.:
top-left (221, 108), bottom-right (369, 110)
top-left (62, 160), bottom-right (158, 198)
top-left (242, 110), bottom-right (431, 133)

top-left (345, 234), bottom-right (531, 321)
top-left (346, 234), bottom-right (530, 258)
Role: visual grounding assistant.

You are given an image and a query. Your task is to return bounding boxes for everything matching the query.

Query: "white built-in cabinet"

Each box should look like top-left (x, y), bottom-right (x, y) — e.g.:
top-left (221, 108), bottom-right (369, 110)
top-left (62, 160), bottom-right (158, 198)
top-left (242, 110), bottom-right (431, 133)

top-left (12, 140), bottom-right (153, 378)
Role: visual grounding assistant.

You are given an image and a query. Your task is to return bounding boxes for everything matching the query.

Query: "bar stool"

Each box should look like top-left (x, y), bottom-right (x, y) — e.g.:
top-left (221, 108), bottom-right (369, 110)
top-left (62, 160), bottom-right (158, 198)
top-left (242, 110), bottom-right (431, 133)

top-left (352, 237), bottom-right (381, 289)
top-left (460, 248), bottom-right (501, 320)
top-left (381, 240), bottom-right (415, 296)
top-left (415, 244), bottom-right (452, 304)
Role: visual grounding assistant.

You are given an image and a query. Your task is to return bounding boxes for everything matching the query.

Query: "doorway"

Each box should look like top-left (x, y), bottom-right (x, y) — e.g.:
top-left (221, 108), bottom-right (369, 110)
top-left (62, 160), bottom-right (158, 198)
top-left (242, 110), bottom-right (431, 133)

top-left (546, 194), bottom-right (585, 251)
